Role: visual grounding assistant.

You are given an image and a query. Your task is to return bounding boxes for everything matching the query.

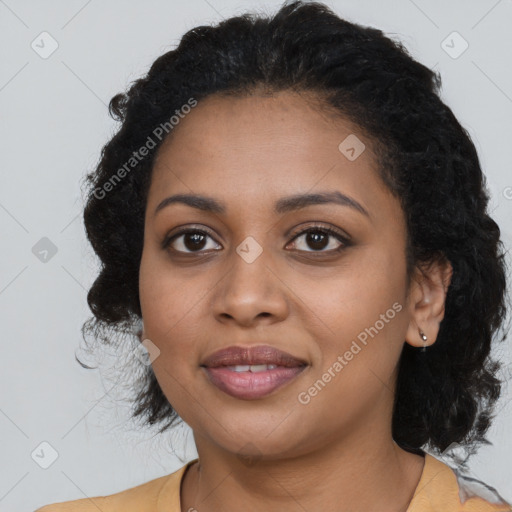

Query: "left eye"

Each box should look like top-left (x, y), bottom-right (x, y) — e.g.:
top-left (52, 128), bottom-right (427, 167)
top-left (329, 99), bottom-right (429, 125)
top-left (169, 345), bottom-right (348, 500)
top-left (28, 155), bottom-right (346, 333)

top-left (287, 227), bottom-right (348, 253)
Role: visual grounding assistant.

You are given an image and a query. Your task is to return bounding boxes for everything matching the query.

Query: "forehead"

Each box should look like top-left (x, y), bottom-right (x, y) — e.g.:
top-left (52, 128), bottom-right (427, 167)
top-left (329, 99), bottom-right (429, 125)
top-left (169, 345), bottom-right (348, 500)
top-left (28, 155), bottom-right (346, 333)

top-left (149, 90), bottom-right (395, 219)
top-left (155, 90), bottom-right (367, 167)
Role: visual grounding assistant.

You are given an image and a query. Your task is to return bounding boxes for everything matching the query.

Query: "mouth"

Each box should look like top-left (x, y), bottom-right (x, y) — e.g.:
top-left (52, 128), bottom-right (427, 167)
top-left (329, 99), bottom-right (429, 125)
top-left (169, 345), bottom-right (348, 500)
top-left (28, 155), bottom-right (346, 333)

top-left (200, 345), bottom-right (308, 400)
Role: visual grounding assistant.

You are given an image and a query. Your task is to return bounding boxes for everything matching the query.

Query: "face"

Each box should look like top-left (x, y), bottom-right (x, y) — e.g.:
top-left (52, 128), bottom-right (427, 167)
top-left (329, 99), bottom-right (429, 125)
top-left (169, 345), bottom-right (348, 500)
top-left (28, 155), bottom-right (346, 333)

top-left (139, 90), bottom-right (415, 460)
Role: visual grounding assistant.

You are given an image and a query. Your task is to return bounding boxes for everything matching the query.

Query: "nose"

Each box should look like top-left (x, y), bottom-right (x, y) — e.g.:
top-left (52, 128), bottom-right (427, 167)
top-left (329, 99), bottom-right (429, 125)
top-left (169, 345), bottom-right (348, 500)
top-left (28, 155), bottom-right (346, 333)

top-left (210, 240), bottom-right (289, 327)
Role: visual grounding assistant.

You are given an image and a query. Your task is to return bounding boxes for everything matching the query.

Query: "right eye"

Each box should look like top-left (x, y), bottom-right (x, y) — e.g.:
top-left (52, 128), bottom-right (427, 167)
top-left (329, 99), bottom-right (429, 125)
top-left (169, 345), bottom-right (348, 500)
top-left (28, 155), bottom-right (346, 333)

top-left (162, 228), bottom-right (222, 254)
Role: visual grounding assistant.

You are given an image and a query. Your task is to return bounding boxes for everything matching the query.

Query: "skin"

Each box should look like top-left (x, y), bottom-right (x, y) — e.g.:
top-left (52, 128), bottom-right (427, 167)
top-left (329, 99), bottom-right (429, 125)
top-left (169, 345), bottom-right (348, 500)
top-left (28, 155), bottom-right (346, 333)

top-left (138, 90), bottom-right (453, 512)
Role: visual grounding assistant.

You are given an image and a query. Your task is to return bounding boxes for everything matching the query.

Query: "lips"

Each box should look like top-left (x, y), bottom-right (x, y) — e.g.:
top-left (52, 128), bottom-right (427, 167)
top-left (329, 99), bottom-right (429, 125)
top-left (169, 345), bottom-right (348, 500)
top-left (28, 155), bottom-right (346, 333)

top-left (201, 345), bottom-right (307, 368)
top-left (201, 345), bottom-right (308, 400)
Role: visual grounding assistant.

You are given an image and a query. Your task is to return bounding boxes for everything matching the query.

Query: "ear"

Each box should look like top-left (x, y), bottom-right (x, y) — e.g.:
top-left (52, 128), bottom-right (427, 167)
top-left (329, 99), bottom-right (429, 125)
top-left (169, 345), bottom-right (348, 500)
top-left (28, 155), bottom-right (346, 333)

top-left (405, 254), bottom-right (453, 349)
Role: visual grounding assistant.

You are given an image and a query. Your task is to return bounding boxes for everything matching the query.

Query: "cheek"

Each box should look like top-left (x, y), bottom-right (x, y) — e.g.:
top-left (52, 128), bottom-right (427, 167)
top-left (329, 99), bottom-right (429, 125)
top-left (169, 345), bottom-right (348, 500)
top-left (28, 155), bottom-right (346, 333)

top-left (294, 245), bottom-right (407, 337)
top-left (139, 253), bottom-right (206, 422)
top-left (139, 251), bottom-right (202, 362)
top-left (292, 248), bottom-right (409, 390)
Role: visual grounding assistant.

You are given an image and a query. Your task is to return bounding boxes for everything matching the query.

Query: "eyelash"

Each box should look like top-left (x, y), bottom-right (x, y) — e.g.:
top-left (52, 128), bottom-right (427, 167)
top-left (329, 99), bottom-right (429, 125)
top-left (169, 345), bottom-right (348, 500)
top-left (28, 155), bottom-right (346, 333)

top-left (161, 223), bottom-right (351, 256)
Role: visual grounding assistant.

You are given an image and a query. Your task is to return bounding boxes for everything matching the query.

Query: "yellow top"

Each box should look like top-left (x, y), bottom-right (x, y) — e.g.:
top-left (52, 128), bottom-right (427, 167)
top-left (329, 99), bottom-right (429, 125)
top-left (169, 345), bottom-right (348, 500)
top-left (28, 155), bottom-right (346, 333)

top-left (36, 453), bottom-right (511, 512)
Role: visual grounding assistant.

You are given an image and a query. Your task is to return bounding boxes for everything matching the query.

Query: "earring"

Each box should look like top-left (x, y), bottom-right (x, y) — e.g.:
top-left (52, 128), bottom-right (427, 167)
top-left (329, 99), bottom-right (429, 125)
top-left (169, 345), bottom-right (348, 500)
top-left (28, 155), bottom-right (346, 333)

top-left (419, 328), bottom-right (428, 352)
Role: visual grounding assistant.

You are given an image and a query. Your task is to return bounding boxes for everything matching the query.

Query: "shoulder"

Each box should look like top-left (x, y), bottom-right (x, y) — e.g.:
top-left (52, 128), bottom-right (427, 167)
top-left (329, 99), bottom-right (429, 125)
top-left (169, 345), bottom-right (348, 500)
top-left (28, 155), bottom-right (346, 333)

top-left (408, 453), bottom-right (511, 512)
top-left (34, 459), bottom-right (196, 512)
top-left (452, 466), bottom-right (511, 512)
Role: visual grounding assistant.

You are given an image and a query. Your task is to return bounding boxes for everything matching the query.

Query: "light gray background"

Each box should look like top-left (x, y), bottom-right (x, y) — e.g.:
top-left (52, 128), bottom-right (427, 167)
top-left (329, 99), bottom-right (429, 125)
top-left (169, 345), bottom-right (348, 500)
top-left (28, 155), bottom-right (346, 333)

top-left (1, 0), bottom-right (511, 510)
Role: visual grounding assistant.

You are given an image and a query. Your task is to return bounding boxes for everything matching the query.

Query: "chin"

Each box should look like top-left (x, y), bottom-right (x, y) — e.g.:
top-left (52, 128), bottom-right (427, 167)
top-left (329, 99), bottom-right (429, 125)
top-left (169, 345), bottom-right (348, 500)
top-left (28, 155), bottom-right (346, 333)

top-left (195, 411), bottom-right (311, 460)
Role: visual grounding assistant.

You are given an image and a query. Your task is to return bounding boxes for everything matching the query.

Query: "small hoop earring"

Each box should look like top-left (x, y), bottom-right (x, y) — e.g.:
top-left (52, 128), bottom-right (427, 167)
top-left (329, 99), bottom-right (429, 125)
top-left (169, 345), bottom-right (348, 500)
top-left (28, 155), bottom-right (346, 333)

top-left (419, 328), bottom-right (428, 352)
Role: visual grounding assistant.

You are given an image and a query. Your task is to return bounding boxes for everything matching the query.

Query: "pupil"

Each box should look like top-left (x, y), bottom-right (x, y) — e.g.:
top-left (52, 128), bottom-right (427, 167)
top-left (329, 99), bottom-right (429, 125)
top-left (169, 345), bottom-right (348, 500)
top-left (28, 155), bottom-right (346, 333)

top-left (307, 231), bottom-right (327, 250)
top-left (185, 232), bottom-right (206, 251)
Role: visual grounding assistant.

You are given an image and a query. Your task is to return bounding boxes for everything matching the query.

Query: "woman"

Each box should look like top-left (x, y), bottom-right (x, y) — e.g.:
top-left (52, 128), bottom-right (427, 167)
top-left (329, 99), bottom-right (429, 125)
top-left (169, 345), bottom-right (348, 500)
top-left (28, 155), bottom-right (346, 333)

top-left (37, 1), bottom-right (511, 510)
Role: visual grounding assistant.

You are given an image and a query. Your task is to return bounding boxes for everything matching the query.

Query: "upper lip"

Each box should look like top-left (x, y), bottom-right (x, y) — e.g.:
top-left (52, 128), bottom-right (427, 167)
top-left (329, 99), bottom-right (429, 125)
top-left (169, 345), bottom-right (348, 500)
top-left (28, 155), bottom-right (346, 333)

top-left (201, 345), bottom-right (308, 368)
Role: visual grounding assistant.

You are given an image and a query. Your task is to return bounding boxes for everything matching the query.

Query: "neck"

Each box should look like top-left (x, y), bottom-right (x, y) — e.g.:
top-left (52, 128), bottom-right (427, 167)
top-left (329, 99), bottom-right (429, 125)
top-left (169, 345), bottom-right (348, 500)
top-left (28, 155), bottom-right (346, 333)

top-left (181, 427), bottom-right (425, 512)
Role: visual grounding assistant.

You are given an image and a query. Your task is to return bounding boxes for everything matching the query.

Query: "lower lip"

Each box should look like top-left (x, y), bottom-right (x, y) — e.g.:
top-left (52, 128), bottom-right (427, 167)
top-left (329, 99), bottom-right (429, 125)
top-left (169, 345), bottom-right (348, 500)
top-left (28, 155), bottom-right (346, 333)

top-left (203, 366), bottom-right (306, 400)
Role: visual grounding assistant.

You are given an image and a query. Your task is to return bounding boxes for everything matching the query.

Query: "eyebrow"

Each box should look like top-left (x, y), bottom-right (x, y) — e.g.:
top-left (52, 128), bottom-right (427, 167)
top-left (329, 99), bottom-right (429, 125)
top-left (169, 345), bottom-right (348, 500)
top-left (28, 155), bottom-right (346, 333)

top-left (154, 191), bottom-right (370, 218)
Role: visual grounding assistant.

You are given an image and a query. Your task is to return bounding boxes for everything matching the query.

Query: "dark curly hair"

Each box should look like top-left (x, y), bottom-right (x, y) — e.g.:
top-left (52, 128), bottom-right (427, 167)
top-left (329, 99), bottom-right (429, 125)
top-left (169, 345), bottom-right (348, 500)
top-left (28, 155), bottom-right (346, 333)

top-left (78, 0), bottom-right (510, 465)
